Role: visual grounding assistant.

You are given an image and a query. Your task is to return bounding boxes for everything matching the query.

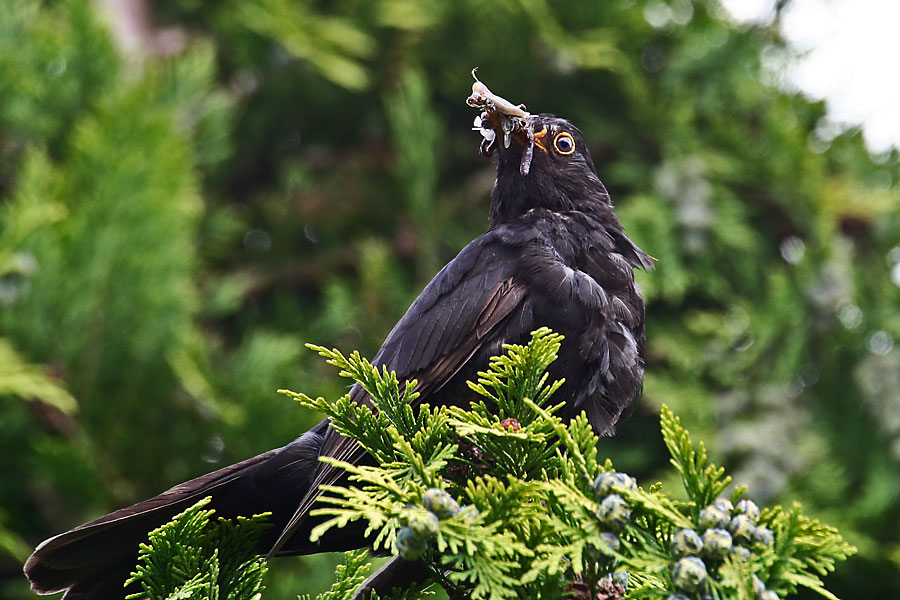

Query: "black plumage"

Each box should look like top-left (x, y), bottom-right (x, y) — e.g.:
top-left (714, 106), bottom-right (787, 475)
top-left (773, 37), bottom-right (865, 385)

top-left (25, 86), bottom-right (652, 600)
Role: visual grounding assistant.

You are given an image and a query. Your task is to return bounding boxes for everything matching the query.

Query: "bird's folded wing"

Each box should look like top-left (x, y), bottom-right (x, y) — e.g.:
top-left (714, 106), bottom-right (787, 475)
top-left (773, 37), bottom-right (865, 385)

top-left (269, 235), bottom-right (528, 555)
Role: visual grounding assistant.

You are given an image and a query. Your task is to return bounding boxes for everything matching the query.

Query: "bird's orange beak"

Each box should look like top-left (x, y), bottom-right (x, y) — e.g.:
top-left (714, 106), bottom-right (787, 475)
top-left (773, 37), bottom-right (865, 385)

top-left (532, 127), bottom-right (549, 153)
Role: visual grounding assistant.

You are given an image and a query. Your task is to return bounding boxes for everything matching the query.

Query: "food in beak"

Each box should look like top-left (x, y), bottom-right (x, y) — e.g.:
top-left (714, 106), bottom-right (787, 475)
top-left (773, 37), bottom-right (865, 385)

top-left (467, 73), bottom-right (539, 176)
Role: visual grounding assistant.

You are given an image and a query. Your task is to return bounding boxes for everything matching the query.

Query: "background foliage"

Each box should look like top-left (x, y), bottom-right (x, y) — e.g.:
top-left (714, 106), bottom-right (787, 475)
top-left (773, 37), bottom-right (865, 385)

top-left (0, 0), bottom-right (897, 598)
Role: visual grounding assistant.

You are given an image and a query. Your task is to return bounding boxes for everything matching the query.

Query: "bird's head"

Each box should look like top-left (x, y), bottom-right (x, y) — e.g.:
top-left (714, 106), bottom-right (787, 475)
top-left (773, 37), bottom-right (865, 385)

top-left (468, 76), bottom-right (611, 225)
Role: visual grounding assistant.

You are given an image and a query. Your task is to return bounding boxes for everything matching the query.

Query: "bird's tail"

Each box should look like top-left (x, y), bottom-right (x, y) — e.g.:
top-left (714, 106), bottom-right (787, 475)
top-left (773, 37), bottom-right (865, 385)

top-left (25, 422), bottom-right (336, 600)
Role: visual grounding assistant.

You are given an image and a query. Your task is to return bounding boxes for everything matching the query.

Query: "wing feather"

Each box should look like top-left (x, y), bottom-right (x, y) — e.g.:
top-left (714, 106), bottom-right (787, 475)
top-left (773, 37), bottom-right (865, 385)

top-left (269, 235), bottom-right (529, 555)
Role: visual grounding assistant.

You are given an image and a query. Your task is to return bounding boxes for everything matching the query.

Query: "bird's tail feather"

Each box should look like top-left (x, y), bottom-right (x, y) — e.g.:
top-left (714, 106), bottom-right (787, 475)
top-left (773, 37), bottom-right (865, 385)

top-left (25, 422), bottom-right (331, 600)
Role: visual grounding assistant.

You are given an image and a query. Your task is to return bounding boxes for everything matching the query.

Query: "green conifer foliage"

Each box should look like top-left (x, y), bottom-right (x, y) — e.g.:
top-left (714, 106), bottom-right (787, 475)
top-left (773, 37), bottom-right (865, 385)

top-left (278, 330), bottom-right (853, 599)
top-left (125, 497), bottom-right (269, 600)
top-left (138, 331), bottom-right (852, 599)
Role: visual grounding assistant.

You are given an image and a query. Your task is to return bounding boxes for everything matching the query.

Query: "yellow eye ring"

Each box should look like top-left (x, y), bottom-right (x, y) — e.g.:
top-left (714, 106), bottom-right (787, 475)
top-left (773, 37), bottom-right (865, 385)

top-left (553, 132), bottom-right (576, 155)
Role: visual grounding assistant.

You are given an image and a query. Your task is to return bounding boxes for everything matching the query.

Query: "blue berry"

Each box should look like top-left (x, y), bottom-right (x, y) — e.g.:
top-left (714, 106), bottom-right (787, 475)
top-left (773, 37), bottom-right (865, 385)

top-left (735, 499), bottom-right (761, 522)
top-left (671, 556), bottom-right (707, 592)
top-left (591, 471), bottom-right (637, 498)
top-left (422, 488), bottom-right (460, 519)
top-left (395, 526), bottom-right (427, 560)
top-left (752, 526), bottom-right (774, 548)
top-left (729, 514), bottom-right (756, 544)
top-left (671, 528), bottom-right (704, 556)
top-left (701, 527), bottom-right (732, 559)
top-left (713, 497), bottom-right (734, 514)
top-left (597, 493), bottom-right (631, 530)
top-left (698, 505), bottom-right (730, 530)
top-left (404, 509), bottom-right (439, 538)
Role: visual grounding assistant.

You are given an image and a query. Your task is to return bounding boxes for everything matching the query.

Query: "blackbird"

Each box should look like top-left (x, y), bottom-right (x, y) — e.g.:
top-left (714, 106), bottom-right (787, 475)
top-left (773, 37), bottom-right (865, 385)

top-left (25, 79), bottom-right (653, 600)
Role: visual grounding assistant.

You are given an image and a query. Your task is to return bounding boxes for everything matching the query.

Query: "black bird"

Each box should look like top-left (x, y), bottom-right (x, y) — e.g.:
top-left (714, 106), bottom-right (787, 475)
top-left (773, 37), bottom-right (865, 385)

top-left (25, 81), bottom-right (653, 600)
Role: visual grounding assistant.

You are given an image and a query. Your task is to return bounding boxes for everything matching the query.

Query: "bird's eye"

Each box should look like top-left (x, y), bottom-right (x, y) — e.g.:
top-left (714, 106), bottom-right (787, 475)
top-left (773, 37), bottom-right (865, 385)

top-left (553, 132), bottom-right (575, 155)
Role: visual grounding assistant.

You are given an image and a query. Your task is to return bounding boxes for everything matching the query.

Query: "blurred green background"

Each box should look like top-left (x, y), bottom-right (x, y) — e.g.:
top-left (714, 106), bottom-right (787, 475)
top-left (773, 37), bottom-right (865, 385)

top-left (1, 0), bottom-right (898, 598)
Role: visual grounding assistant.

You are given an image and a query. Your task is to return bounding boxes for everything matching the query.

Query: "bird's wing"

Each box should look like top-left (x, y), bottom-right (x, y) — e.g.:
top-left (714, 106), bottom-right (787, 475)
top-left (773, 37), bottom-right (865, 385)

top-left (269, 233), bottom-right (529, 555)
top-left (372, 234), bottom-right (528, 394)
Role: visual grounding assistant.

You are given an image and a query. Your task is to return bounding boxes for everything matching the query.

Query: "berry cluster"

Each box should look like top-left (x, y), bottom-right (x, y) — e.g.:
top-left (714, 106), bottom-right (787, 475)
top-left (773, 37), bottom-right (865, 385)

top-left (394, 488), bottom-right (479, 560)
top-left (668, 498), bottom-right (776, 599)
top-left (590, 471), bottom-right (638, 553)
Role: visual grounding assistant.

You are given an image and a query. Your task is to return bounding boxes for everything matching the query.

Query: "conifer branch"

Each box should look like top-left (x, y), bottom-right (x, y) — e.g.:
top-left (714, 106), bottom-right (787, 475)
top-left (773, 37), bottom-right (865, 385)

top-left (138, 329), bottom-right (853, 600)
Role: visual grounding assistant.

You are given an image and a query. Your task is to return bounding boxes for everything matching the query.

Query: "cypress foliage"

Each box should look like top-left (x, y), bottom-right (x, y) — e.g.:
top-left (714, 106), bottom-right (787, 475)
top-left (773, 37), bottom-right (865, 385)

top-left (124, 497), bottom-right (270, 600)
top-left (142, 330), bottom-right (852, 599)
